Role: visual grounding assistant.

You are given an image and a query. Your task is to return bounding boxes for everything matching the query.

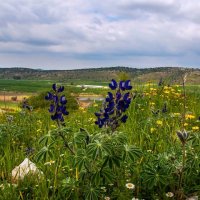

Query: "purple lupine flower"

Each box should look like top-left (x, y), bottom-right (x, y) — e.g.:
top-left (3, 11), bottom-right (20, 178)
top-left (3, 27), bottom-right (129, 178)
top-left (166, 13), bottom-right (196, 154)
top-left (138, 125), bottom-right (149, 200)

top-left (124, 80), bottom-right (132, 90)
top-left (109, 79), bottom-right (118, 90)
top-left (95, 79), bottom-right (133, 131)
top-left (121, 115), bottom-right (128, 123)
top-left (45, 92), bottom-right (53, 100)
top-left (119, 81), bottom-right (126, 91)
top-left (45, 84), bottom-right (69, 126)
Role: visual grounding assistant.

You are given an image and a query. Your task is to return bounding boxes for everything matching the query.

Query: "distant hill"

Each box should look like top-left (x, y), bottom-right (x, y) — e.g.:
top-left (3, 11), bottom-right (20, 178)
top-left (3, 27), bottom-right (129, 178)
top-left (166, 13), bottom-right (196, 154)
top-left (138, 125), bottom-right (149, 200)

top-left (0, 67), bottom-right (200, 84)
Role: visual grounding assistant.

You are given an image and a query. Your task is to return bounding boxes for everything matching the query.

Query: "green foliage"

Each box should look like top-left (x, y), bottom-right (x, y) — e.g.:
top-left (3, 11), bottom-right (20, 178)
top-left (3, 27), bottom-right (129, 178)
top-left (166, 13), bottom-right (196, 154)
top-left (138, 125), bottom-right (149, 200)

top-left (117, 71), bottom-right (130, 81)
top-left (28, 91), bottom-right (79, 111)
top-left (0, 82), bottom-right (200, 199)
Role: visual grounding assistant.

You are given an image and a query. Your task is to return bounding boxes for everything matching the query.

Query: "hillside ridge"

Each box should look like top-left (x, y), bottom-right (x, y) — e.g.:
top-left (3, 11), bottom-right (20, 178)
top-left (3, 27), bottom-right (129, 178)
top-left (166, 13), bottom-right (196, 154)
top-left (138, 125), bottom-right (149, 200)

top-left (0, 66), bottom-right (199, 84)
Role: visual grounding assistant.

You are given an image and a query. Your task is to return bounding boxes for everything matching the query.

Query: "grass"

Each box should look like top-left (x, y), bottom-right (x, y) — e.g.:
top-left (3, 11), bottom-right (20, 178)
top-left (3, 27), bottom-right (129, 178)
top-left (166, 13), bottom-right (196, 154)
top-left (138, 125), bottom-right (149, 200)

top-left (0, 80), bottom-right (56, 93)
top-left (0, 101), bottom-right (19, 110)
top-left (0, 81), bottom-right (199, 199)
top-left (0, 79), bottom-right (109, 93)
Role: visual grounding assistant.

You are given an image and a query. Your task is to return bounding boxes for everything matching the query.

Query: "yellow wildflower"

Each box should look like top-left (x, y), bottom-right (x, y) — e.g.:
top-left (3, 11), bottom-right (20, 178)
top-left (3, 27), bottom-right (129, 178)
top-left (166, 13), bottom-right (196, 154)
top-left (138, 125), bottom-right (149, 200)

top-left (88, 118), bottom-right (95, 122)
top-left (164, 90), bottom-right (170, 94)
top-left (164, 86), bottom-right (170, 90)
top-left (50, 124), bottom-right (57, 128)
top-left (192, 126), bottom-right (199, 131)
top-left (150, 128), bottom-right (156, 133)
top-left (184, 123), bottom-right (188, 126)
top-left (156, 120), bottom-right (163, 126)
top-left (93, 103), bottom-right (98, 107)
top-left (185, 114), bottom-right (195, 120)
top-left (79, 107), bottom-right (84, 111)
top-left (79, 107), bottom-right (86, 113)
top-left (173, 113), bottom-right (181, 117)
top-left (149, 102), bottom-right (155, 106)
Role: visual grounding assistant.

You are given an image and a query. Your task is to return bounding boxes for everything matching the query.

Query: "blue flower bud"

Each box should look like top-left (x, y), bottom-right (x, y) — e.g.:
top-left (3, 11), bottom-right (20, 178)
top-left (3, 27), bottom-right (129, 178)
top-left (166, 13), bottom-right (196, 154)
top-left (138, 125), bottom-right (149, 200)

top-left (109, 79), bottom-right (118, 90)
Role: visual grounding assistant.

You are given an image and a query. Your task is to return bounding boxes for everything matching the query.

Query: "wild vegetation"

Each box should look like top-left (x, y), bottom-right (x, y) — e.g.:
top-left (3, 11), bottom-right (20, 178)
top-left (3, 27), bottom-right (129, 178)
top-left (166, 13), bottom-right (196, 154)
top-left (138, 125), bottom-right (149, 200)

top-left (0, 67), bottom-right (200, 84)
top-left (0, 73), bottom-right (200, 200)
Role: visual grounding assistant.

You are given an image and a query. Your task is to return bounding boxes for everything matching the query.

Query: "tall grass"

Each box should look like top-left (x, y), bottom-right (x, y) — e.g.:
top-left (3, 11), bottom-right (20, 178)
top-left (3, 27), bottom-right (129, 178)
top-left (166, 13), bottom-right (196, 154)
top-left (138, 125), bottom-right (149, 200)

top-left (0, 83), bottom-right (199, 199)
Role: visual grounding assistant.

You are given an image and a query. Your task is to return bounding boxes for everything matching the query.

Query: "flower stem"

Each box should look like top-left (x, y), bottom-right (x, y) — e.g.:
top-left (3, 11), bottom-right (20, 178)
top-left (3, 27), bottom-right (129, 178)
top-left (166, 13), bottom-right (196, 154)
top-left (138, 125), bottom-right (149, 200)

top-left (59, 132), bottom-right (75, 155)
top-left (178, 143), bottom-right (186, 192)
top-left (56, 120), bottom-right (75, 155)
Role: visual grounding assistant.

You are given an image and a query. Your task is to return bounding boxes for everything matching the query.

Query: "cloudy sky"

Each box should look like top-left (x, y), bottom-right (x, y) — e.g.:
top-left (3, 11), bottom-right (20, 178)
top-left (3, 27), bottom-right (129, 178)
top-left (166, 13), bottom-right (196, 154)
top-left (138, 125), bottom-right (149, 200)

top-left (0, 0), bottom-right (200, 69)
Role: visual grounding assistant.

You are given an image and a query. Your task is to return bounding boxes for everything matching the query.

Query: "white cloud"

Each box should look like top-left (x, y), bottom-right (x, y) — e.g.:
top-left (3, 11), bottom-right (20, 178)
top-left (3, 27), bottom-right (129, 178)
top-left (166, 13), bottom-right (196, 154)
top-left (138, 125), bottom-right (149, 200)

top-left (0, 0), bottom-right (200, 69)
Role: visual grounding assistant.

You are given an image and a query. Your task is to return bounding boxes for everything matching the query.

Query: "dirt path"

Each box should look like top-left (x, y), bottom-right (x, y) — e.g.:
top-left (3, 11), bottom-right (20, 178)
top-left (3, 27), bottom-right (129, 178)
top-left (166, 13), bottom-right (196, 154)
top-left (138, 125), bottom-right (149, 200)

top-left (0, 92), bottom-right (31, 102)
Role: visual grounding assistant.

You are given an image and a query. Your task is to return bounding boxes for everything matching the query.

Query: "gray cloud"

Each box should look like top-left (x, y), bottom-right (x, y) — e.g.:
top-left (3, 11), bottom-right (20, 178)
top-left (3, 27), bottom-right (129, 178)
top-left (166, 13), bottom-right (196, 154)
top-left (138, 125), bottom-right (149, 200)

top-left (0, 0), bottom-right (200, 69)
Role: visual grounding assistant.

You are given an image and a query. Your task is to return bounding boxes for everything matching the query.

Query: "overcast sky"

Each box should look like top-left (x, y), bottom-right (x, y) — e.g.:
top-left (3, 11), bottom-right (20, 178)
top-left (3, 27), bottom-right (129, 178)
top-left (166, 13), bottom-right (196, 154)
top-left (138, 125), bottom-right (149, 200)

top-left (0, 0), bottom-right (200, 69)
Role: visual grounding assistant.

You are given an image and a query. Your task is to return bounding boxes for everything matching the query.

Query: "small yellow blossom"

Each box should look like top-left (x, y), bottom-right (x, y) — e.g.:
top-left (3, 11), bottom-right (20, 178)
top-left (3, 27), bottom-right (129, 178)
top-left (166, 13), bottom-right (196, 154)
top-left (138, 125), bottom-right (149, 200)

top-left (164, 90), bottom-right (170, 94)
top-left (185, 114), bottom-right (195, 120)
top-left (192, 126), bottom-right (199, 131)
top-left (88, 118), bottom-right (95, 122)
top-left (173, 113), bottom-right (181, 117)
top-left (93, 103), bottom-right (98, 107)
top-left (156, 120), bottom-right (163, 126)
top-left (149, 102), bottom-right (155, 106)
top-left (145, 82), bottom-right (153, 87)
top-left (164, 86), bottom-right (169, 89)
top-left (79, 107), bottom-right (86, 113)
top-left (50, 124), bottom-right (57, 128)
top-left (184, 123), bottom-right (188, 126)
top-left (150, 88), bottom-right (157, 91)
top-left (150, 128), bottom-right (156, 133)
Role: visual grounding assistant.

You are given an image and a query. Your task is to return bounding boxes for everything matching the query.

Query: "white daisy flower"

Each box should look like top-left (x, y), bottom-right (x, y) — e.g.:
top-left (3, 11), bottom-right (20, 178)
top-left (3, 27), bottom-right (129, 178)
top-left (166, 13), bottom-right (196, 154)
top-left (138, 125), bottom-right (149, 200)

top-left (126, 183), bottom-right (135, 189)
top-left (166, 192), bottom-right (174, 198)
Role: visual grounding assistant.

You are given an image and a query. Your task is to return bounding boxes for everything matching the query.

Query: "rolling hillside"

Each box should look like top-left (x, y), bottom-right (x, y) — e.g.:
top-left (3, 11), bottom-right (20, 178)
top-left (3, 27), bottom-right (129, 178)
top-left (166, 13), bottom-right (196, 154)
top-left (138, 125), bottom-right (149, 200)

top-left (0, 67), bottom-right (199, 84)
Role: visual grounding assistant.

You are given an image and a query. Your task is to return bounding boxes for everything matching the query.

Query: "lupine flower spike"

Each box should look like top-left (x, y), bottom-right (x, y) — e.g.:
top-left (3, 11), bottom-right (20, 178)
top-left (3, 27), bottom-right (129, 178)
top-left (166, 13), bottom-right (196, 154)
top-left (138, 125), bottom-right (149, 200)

top-left (95, 79), bottom-right (132, 131)
top-left (45, 84), bottom-right (69, 126)
top-left (176, 129), bottom-right (189, 145)
top-left (22, 97), bottom-right (33, 111)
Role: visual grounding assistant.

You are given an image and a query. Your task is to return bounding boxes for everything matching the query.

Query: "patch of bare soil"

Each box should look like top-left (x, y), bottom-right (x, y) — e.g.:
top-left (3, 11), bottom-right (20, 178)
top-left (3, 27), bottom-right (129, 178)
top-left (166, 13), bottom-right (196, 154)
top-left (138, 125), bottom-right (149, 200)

top-left (77, 101), bottom-right (92, 108)
top-left (0, 92), bottom-right (32, 102)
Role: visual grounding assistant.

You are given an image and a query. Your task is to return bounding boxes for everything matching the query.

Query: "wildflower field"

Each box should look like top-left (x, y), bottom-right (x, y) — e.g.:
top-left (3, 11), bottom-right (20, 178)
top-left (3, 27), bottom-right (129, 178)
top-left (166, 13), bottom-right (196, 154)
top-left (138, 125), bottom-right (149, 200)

top-left (0, 78), bottom-right (200, 200)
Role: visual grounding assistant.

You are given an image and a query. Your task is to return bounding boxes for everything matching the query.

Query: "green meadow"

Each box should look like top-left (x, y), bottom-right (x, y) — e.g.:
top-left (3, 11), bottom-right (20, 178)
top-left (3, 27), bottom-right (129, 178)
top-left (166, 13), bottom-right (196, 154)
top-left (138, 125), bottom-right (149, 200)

top-left (0, 78), bottom-right (199, 200)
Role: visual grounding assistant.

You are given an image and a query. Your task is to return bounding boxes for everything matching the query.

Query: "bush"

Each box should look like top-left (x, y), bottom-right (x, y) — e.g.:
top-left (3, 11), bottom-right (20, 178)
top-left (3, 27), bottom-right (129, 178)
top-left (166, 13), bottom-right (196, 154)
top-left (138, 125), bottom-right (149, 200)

top-left (27, 91), bottom-right (78, 111)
